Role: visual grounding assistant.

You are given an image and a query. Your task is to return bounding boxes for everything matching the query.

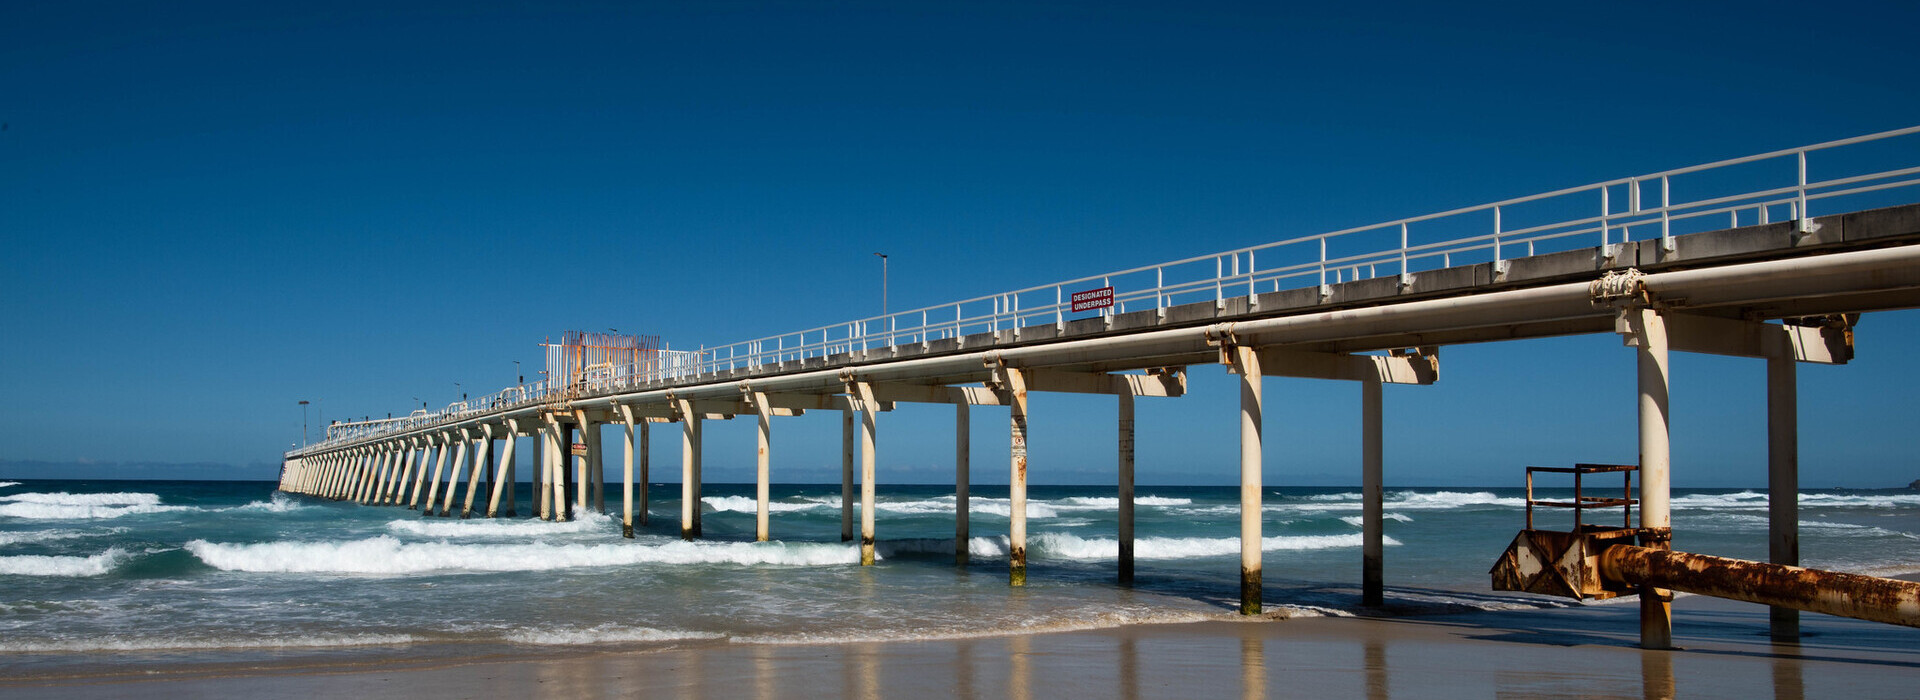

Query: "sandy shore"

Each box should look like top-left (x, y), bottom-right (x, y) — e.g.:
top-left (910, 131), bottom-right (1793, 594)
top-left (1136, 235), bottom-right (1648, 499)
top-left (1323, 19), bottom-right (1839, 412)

top-left (5, 594), bottom-right (1917, 699)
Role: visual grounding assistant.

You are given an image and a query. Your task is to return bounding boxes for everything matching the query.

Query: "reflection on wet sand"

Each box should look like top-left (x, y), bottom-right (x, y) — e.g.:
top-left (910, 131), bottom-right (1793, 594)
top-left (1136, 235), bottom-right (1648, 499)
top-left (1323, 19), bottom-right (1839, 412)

top-left (1640, 650), bottom-right (1674, 700)
top-left (1770, 646), bottom-right (1804, 700)
top-left (1365, 637), bottom-right (1389, 700)
top-left (1242, 633), bottom-right (1266, 700)
top-left (1009, 635), bottom-right (1032, 700)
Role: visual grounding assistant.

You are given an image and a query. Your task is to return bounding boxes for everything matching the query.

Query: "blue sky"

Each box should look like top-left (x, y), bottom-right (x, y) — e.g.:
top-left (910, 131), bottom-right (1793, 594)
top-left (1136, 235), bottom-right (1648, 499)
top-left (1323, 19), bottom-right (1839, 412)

top-left (3, 1), bottom-right (1918, 486)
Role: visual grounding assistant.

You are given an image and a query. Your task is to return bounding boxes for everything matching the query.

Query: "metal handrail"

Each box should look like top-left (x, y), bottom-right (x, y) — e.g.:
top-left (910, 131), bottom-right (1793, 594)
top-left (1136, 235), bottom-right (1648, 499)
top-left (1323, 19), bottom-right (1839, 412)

top-left (287, 125), bottom-right (1920, 457)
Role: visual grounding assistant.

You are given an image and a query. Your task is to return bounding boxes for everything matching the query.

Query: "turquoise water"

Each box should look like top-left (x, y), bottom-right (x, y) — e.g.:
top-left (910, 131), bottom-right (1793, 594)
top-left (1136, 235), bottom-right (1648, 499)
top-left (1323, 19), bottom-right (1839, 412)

top-left (2, 478), bottom-right (1917, 674)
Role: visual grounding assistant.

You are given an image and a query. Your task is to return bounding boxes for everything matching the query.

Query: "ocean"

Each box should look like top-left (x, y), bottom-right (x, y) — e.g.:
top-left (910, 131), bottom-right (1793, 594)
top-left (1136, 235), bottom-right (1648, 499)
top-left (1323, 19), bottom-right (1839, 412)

top-left (3, 478), bottom-right (1918, 677)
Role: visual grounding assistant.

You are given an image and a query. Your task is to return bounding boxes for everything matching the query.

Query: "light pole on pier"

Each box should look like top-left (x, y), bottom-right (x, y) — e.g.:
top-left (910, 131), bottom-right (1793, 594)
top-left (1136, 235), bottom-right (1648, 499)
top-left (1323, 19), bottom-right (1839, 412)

top-left (299, 400), bottom-right (310, 447)
top-left (515, 360), bottom-right (522, 385)
top-left (874, 252), bottom-right (889, 343)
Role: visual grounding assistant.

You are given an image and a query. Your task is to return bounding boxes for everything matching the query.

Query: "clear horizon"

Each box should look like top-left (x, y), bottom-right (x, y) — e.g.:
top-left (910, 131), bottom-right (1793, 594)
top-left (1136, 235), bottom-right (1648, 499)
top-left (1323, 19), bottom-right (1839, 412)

top-left (6, 2), bottom-right (1919, 487)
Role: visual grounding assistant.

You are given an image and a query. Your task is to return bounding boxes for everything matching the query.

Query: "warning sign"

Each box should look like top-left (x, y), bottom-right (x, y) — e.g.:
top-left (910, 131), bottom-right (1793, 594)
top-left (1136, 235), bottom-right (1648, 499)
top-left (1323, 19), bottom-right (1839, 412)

top-left (1070, 286), bottom-right (1114, 312)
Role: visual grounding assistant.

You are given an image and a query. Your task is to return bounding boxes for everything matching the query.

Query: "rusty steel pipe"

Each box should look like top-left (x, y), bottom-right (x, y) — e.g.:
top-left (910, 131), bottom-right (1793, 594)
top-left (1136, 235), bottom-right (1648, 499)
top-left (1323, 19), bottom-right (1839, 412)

top-left (1598, 545), bottom-right (1920, 628)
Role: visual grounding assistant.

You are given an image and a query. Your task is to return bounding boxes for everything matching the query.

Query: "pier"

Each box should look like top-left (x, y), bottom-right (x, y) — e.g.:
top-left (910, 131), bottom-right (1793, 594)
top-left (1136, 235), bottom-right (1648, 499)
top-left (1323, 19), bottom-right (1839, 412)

top-left (280, 126), bottom-right (1920, 648)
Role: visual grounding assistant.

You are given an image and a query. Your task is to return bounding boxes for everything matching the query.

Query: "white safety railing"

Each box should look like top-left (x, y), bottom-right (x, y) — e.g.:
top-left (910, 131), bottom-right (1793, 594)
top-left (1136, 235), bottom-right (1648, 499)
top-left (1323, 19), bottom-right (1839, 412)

top-left (290, 125), bottom-right (1920, 456)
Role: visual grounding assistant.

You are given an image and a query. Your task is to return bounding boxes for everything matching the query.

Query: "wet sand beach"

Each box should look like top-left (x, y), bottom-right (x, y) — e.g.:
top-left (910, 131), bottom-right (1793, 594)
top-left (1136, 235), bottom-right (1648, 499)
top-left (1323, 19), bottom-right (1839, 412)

top-left (7, 594), bottom-right (1916, 699)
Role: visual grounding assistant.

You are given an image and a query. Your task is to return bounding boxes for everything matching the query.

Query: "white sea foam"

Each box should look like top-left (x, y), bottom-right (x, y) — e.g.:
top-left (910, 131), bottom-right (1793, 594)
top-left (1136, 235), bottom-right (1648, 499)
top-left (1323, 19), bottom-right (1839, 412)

top-left (0, 548), bottom-right (128, 576)
top-left (0, 482), bottom-right (19, 489)
top-left (186, 536), bottom-right (861, 574)
top-left (1338, 513), bottom-right (1414, 527)
top-left (1273, 491), bottom-right (1525, 512)
top-left (229, 493), bottom-right (310, 513)
top-left (0, 528), bottom-right (117, 546)
top-left (966, 498), bottom-right (1060, 519)
top-left (734, 608), bottom-right (1220, 646)
top-left (0, 633), bottom-right (419, 653)
top-left (0, 491), bottom-right (162, 506)
top-left (704, 495), bottom-right (831, 514)
top-left (1057, 496), bottom-right (1193, 508)
top-left (882, 531), bottom-right (1395, 561)
top-left (1671, 491), bottom-right (1920, 510)
top-left (1307, 493), bottom-right (1363, 501)
top-left (0, 502), bottom-right (193, 520)
top-left (506, 625), bottom-right (724, 645)
top-left (387, 516), bottom-right (608, 538)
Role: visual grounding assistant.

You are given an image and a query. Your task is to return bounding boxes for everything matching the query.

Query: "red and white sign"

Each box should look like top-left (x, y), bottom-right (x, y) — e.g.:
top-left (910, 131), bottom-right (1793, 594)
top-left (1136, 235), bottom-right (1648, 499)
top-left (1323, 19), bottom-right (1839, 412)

top-left (571, 442), bottom-right (588, 456)
top-left (1070, 286), bottom-right (1114, 313)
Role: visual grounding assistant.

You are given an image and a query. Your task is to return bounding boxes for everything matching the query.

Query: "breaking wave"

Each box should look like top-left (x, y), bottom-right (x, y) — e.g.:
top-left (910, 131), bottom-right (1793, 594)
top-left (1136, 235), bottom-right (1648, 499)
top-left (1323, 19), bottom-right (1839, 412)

top-left (0, 633), bottom-right (419, 653)
top-left (185, 536), bottom-right (861, 574)
top-left (387, 515), bottom-right (609, 538)
top-left (0, 548), bottom-right (130, 576)
top-left (882, 531), bottom-right (1396, 561)
top-left (506, 625), bottom-right (724, 645)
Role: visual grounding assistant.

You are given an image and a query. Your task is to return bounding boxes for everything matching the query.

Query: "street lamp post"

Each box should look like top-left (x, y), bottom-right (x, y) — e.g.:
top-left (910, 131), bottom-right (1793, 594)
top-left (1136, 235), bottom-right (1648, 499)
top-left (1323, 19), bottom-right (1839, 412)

top-left (874, 252), bottom-right (889, 344)
top-left (515, 360), bottom-right (523, 385)
top-left (299, 400), bottom-right (310, 447)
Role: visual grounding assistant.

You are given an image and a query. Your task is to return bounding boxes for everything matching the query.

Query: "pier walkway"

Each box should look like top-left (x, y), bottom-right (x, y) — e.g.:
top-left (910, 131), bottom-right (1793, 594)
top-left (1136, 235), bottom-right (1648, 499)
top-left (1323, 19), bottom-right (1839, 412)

top-left (278, 126), bottom-right (1920, 647)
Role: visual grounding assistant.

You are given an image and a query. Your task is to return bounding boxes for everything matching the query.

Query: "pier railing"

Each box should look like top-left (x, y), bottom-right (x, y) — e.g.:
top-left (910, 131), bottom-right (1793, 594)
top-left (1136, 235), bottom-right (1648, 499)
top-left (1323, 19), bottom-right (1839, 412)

top-left (291, 125), bottom-right (1920, 456)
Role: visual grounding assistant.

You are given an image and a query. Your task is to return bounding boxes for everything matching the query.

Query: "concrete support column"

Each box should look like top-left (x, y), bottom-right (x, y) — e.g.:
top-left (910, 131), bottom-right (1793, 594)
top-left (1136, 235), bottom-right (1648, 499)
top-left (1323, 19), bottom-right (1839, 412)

top-left (551, 422), bottom-right (570, 522)
top-left (423, 436), bottom-right (451, 515)
top-left (854, 383), bottom-right (879, 566)
top-left (679, 402), bottom-right (703, 540)
top-left (639, 420), bottom-right (650, 525)
top-left (841, 408), bottom-right (855, 542)
top-left (591, 421), bottom-right (605, 514)
top-left (504, 431), bottom-right (517, 516)
top-left (460, 424), bottom-right (493, 518)
top-left (1006, 368), bottom-right (1030, 587)
top-left (407, 441), bottom-right (433, 509)
top-left (384, 446), bottom-right (403, 503)
top-left (1119, 385), bottom-right (1136, 585)
top-left (1631, 306), bottom-right (1674, 649)
top-left (1362, 373), bottom-right (1384, 607)
top-left (441, 429), bottom-right (471, 518)
top-left (1769, 346), bottom-right (1800, 641)
top-left (753, 393), bottom-right (773, 542)
top-left (488, 420), bottom-right (519, 518)
top-left (537, 424), bottom-right (552, 520)
top-left (353, 449), bottom-right (376, 504)
top-left (1233, 345), bottom-right (1264, 616)
top-left (956, 401), bottom-right (971, 566)
top-left (370, 446), bottom-right (393, 504)
top-left (360, 448), bottom-right (384, 504)
top-left (392, 443), bottom-right (417, 505)
top-left (620, 407), bottom-right (636, 538)
top-left (568, 420), bottom-right (583, 513)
